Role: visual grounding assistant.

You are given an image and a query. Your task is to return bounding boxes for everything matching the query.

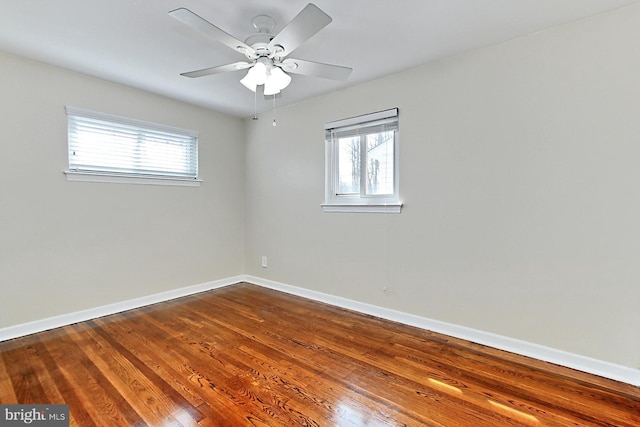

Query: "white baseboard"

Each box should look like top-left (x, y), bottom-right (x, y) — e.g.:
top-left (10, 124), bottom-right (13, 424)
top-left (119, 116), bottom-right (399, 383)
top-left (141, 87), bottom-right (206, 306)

top-left (0, 275), bottom-right (243, 342)
top-left (245, 275), bottom-right (640, 388)
top-left (1, 274), bottom-right (638, 387)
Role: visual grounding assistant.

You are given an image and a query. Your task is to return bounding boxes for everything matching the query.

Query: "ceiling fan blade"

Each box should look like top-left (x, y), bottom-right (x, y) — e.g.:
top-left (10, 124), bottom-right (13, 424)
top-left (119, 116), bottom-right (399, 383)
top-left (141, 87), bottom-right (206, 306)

top-left (281, 58), bottom-right (352, 80)
top-left (181, 61), bottom-right (252, 78)
top-left (169, 8), bottom-right (256, 57)
top-left (268, 3), bottom-right (331, 57)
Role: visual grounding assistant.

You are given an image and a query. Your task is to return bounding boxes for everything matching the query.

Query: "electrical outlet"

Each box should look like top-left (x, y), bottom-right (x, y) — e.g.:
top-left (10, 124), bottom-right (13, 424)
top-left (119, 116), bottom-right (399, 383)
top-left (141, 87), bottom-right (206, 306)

top-left (261, 256), bottom-right (268, 268)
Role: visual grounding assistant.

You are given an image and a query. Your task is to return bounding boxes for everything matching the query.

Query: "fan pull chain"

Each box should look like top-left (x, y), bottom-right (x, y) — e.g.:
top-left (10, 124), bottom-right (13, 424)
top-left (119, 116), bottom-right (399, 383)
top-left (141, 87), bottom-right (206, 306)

top-left (272, 95), bottom-right (277, 127)
top-left (252, 89), bottom-right (258, 120)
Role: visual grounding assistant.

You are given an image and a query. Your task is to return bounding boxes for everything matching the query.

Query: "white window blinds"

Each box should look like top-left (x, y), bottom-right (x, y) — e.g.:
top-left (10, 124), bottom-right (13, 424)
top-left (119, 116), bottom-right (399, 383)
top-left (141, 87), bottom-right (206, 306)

top-left (324, 108), bottom-right (399, 140)
top-left (66, 106), bottom-right (199, 179)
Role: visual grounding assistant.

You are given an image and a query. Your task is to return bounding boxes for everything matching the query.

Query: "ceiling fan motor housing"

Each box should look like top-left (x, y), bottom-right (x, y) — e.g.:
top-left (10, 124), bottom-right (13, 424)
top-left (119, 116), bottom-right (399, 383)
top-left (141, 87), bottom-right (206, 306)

top-left (244, 15), bottom-right (283, 58)
top-left (244, 33), bottom-right (273, 56)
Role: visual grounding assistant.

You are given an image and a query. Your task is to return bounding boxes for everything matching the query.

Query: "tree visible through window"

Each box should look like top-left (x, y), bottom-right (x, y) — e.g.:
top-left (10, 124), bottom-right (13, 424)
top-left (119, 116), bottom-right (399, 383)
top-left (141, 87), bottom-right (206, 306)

top-left (366, 131), bottom-right (394, 195)
top-left (338, 136), bottom-right (360, 194)
top-left (337, 131), bottom-right (395, 196)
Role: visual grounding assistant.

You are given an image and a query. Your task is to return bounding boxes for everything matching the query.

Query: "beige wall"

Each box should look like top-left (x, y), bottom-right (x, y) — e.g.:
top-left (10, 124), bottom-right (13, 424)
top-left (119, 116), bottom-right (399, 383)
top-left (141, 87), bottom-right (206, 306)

top-left (244, 4), bottom-right (640, 369)
top-left (0, 52), bottom-right (245, 327)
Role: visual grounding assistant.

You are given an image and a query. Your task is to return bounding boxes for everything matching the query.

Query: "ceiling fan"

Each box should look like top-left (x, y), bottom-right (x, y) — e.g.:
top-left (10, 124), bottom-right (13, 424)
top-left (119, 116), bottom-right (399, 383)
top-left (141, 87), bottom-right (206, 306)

top-left (169, 3), bottom-right (352, 96)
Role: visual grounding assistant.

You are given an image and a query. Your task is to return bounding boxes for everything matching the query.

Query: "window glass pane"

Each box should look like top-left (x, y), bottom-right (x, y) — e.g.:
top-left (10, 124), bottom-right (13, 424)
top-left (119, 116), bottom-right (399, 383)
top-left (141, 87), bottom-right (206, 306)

top-left (366, 131), bottom-right (394, 195)
top-left (139, 134), bottom-right (194, 176)
top-left (71, 126), bottom-right (137, 173)
top-left (337, 136), bottom-right (360, 194)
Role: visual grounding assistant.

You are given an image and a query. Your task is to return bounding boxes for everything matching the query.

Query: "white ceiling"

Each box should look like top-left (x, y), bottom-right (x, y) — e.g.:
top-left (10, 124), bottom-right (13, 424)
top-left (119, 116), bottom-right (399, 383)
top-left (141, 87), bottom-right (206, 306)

top-left (0, 1), bottom-right (635, 118)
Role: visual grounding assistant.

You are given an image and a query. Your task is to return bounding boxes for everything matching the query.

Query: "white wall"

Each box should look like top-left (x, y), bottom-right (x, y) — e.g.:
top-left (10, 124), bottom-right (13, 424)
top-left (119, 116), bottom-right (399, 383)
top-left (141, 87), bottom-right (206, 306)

top-left (0, 52), bottom-right (245, 328)
top-left (245, 4), bottom-right (640, 369)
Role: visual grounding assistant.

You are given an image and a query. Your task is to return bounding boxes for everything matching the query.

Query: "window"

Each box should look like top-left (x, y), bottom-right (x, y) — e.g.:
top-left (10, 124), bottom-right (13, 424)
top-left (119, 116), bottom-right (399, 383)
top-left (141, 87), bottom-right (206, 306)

top-left (65, 106), bottom-right (200, 186)
top-left (323, 108), bottom-right (401, 213)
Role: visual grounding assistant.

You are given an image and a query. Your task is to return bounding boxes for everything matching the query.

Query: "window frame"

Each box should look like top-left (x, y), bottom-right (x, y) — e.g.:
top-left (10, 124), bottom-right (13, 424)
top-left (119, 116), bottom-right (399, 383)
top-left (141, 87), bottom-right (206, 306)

top-left (64, 106), bottom-right (201, 187)
top-left (323, 108), bottom-right (402, 213)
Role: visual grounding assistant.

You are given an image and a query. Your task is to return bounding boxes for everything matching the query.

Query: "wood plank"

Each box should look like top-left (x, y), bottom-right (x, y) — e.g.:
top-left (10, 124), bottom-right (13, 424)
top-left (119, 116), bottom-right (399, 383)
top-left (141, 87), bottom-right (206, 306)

top-left (0, 350), bottom-right (18, 404)
top-left (94, 314), bottom-right (271, 426)
top-left (0, 282), bottom-right (638, 426)
top-left (31, 332), bottom-right (101, 427)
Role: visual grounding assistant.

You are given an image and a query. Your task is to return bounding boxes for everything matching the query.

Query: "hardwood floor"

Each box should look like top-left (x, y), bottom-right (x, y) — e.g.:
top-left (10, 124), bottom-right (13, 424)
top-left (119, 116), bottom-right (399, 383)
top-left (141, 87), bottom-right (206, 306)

top-left (1, 283), bottom-right (638, 426)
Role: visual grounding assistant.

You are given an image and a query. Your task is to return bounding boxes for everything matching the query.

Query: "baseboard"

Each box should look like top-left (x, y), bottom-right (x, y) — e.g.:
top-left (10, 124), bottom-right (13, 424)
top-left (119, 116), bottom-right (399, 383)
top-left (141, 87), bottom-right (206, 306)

top-left (2, 274), bottom-right (638, 387)
top-left (245, 275), bottom-right (640, 388)
top-left (0, 275), bottom-right (243, 342)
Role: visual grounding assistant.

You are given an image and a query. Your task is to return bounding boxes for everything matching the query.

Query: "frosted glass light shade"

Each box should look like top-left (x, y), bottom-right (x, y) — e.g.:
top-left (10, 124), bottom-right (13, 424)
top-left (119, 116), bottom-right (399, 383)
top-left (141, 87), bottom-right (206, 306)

top-left (264, 67), bottom-right (291, 95)
top-left (271, 67), bottom-right (291, 89)
top-left (264, 79), bottom-right (280, 96)
top-left (240, 62), bottom-right (269, 92)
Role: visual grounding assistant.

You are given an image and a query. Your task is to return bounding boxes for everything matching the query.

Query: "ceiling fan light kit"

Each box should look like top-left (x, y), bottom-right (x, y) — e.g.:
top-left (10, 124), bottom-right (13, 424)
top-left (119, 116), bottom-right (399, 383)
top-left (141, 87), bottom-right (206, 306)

top-left (169, 3), bottom-right (352, 107)
top-left (239, 58), bottom-right (292, 95)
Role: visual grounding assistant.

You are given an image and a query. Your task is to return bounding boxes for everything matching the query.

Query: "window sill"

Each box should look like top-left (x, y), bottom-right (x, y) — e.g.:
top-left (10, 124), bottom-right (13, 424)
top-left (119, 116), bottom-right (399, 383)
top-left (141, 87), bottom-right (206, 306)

top-left (64, 171), bottom-right (202, 187)
top-left (321, 203), bottom-right (402, 213)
